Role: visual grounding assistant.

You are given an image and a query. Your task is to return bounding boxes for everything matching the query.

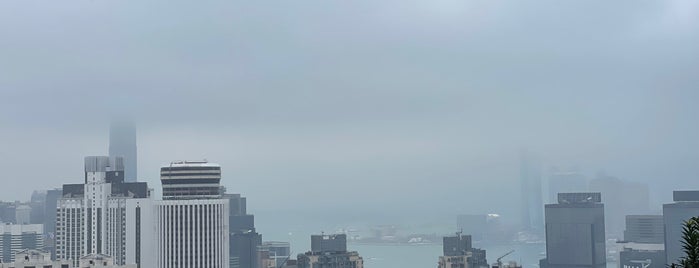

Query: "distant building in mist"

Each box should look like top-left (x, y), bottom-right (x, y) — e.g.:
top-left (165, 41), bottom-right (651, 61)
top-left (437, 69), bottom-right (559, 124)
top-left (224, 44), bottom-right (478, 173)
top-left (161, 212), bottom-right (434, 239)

top-left (456, 214), bottom-right (487, 241)
top-left (297, 234), bottom-right (363, 268)
top-left (663, 190), bottom-right (699, 265)
top-left (542, 192), bottom-right (605, 268)
top-left (548, 168), bottom-right (586, 204)
top-left (56, 156), bottom-right (154, 267)
top-left (155, 160), bottom-right (229, 268)
top-left (0, 224), bottom-right (44, 263)
top-left (437, 232), bottom-right (488, 268)
top-left (624, 215), bottom-right (664, 244)
top-left (616, 215), bottom-right (665, 268)
top-left (520, 150), bottom-right (543, 231)
top-left (588, 173), bottom-right (649, 239)
top-left (109, 121), bottom-right (137, 182)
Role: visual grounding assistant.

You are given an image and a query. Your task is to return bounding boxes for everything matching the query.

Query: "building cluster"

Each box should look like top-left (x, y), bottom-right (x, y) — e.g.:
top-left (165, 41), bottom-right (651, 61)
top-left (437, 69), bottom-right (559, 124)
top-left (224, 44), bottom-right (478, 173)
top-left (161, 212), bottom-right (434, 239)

top-left (0, 122), bottom-right (362, 268)
top-left (532, 190), bottom-right (699, 268)
top-left (436, 232), bottom-right (521, 268)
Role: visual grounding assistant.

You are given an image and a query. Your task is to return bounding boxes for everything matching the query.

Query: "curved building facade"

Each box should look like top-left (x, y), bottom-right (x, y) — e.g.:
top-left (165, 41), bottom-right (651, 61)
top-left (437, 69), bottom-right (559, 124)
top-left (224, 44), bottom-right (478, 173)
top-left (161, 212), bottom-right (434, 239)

top-left (156, 161), bottom-right (229, 268)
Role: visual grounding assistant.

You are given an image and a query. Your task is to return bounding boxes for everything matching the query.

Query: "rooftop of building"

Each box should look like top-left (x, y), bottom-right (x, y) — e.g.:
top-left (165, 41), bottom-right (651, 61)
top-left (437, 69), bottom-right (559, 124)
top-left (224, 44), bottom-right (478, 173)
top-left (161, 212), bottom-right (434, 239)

top-left (161, 160), bottom-right (220, 168)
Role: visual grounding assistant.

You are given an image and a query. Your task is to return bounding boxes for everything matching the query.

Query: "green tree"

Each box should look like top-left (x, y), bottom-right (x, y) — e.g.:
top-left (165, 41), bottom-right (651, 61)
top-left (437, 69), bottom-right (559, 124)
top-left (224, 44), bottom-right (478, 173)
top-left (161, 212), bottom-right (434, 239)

top-left (672, 216), bottom-right (699, 268)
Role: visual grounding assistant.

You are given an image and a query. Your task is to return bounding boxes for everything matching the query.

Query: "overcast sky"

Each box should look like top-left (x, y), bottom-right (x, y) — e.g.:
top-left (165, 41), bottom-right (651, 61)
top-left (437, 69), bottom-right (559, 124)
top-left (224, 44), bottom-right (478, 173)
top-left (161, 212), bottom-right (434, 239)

top-left (1, 1), bottom-right (698, 221)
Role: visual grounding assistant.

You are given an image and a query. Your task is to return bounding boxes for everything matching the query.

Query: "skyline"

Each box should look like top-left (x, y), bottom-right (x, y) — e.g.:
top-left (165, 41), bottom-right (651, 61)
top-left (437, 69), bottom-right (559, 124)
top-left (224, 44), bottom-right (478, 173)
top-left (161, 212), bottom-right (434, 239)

top-left (1, 0), bottom-right (699, 225)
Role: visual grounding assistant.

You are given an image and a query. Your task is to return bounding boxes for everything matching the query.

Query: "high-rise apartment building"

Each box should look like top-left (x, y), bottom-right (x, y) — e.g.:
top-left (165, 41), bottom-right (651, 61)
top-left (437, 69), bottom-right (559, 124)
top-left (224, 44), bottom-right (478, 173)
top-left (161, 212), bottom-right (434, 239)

top-left (109, 121), bottom-right (137, 182)
top-left (155, 161), bottom-right (229, 268)
top-left (663, 190), bottom-right (699, 265)
top-left (542, 192), bottom-right (605, 268)
top-left (56, 156), bottom-right (154, 267)
top-left (297, 234), bottom-right (363, 268)
top-left (0, 224), bottom-right (44, 263)
top-left (520, 150), bottom-right (543, 230)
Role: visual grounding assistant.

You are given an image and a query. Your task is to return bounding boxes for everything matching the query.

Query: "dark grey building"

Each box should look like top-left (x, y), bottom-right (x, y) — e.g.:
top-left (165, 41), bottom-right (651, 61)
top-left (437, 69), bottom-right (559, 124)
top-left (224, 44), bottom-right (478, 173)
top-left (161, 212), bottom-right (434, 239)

top-left (311, 234), bottom-right (347, 253)
top-left (297, 234), bottom-right (363, 268)
top-left (663, 190), bottom-right (699, 265)
top-left (230, 230), bottom-right (262, 268)
top-left (443, 232), bottom-right (472, 256)
top-left (520, 150), bottom-right (543, 231)
top-left (619, 248), bottom-right (665, 268)
top-left (439, 232), bottom-right (487, 268)
top-left (109, 120), bottom-right (137, 182)
top-left (543, 192), bottom-right (605, 268)
top-left (224, 191), bottom-right (260, 268)
top-left (624, 215), bottom-right (663, 244)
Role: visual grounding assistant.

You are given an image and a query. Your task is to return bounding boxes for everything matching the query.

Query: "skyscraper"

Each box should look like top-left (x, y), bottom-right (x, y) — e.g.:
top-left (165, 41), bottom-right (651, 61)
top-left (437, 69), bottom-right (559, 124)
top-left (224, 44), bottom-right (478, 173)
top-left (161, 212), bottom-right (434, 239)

top-left (542, 193), bottom-right (606, 268)
top-left (663, 190), bottom-right (699, 265)
top-left (155, 161), bottom-right (229, 268)
top-left (520, 150), bottom-right (543, 230)
top-left (56, 156), bottom-right (154, 267)
top-left (109, 121), bottom-right (137, 182)
top-left (224, 192), bottom-right (260, 268)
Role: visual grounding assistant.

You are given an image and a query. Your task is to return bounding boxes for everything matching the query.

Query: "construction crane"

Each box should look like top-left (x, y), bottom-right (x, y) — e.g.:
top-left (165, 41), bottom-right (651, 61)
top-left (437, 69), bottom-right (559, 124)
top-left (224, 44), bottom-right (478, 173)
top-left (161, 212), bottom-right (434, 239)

top-left (494, 250), bottom-right (515, 268)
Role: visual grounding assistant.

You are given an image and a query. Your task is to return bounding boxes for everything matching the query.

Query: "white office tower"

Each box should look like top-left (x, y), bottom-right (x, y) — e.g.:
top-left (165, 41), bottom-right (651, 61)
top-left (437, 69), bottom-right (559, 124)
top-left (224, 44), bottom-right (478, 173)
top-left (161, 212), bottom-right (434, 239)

top-left (155, 161), bottom-right (229, 268)
top-left (56, 156), bottom-right (155, 268)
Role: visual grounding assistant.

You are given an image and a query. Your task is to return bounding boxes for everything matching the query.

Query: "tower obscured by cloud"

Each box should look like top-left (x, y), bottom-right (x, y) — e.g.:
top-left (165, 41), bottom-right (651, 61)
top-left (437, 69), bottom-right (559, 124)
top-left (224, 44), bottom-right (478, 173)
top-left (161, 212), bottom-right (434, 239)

top-left (520, 150), bottom-right (543, 231)
top-left (109, 120), bottom-right (137, 182)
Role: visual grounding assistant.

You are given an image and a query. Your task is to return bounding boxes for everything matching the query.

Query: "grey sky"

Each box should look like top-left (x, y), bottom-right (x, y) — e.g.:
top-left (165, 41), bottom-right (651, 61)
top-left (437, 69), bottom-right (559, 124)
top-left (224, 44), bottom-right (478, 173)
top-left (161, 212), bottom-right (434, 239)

top-left (1, 1), bottom-right (698, 221)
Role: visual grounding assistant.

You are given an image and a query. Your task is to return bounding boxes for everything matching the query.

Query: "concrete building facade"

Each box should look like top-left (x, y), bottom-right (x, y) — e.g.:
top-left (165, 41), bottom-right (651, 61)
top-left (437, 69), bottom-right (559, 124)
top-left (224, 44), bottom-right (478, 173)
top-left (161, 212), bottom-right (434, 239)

top-left (663, 190), bottom-right (699, 265)
top-left (543, 192), bottom-right (605, 268)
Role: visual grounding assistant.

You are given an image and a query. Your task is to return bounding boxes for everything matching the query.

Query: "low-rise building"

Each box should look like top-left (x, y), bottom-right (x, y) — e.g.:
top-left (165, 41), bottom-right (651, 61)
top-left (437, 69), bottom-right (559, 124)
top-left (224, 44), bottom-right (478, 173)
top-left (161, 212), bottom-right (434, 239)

top-left (0, 249), bottom-right (71, 268)
top-left (78, 254), bottom-right (136, 268)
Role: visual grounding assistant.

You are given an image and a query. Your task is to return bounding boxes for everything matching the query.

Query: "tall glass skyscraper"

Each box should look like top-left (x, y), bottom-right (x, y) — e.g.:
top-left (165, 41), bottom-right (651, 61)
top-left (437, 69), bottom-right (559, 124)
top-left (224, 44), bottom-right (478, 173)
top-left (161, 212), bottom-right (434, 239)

top-left (109, 120), bottom-right (137, 182)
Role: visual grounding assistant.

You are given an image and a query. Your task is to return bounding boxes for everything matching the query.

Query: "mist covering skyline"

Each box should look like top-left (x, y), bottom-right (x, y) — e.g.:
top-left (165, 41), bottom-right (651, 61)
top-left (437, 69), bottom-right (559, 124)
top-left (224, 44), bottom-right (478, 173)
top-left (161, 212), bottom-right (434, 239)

top-left (1, 1), bottom-right (698, 223)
